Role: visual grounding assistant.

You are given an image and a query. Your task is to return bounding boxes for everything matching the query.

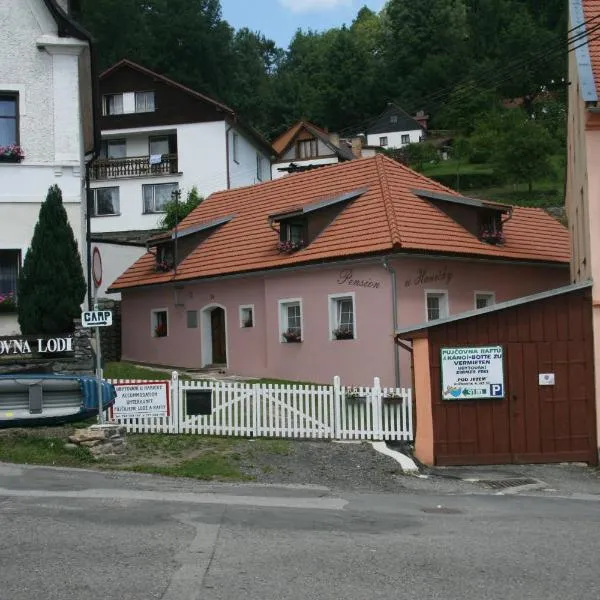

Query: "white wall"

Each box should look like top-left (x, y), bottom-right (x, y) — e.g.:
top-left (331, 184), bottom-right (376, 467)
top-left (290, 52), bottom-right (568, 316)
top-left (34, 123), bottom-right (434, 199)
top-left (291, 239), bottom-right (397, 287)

top-left (93, 243), bottom-right (146, 299)
top-left (271, 156), bottom-right (340, 180)
top-left (229, 126), bottom-right (272, 188)
top-left (367, 129), bottom-right (423, 149)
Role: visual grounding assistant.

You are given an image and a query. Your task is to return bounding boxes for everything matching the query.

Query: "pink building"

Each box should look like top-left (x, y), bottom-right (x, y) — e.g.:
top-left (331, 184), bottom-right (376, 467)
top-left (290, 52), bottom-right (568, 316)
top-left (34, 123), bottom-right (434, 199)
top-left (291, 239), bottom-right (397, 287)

top-left (109, 155), bottom-right (569, 387)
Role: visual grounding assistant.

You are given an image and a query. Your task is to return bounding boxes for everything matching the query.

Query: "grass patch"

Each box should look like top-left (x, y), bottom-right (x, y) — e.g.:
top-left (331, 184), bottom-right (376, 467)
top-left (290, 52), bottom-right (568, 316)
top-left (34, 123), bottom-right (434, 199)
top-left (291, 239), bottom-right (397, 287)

top-left (422, 159), bottom-right (493, 176)
top-left (103, 362), bottom-right (190, 381)
top-left (0, 432), bottom-right (93, 467)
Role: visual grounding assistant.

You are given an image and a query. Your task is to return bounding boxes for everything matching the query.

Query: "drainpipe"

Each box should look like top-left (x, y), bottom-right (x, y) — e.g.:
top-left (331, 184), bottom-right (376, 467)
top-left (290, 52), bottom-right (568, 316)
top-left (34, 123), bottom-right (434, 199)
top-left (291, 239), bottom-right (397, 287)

top-left (225, 117), bottom-right (235, 190)
top-left (382, 256), bottom-right (401, 388)
top-left (85, 162), bottom-right (93, 310)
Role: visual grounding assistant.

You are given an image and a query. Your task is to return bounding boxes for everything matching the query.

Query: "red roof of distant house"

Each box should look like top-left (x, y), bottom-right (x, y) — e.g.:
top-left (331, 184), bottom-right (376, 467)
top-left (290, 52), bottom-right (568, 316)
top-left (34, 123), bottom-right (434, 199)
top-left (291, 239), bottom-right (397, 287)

top-left (109, 154), bottom-right (569, 292)
top-left (582, 1), bottom-right (600, 91)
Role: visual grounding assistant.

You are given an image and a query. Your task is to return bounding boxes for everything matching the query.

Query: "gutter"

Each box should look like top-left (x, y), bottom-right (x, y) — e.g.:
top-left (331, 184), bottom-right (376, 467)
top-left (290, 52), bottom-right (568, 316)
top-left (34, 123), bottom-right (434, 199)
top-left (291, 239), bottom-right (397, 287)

top-left (382, 256), bottom-right (401, 388)
top-left (225, 117), bottom-right (236, 189)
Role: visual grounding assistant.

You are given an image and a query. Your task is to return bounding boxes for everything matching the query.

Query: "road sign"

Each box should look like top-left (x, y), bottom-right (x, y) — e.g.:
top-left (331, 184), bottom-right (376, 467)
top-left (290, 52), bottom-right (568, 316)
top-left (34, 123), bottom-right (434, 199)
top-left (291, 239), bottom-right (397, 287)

top-left (92, 246), bottom-right (103, 288)
top-left (82, 310), bottom-right (112, 328)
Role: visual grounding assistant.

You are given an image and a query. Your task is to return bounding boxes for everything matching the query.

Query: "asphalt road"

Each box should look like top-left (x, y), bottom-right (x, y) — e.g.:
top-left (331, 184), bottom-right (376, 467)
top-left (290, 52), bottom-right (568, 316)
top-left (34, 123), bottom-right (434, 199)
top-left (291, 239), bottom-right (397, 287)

top-left (0, 463), bottom-right (599, 600)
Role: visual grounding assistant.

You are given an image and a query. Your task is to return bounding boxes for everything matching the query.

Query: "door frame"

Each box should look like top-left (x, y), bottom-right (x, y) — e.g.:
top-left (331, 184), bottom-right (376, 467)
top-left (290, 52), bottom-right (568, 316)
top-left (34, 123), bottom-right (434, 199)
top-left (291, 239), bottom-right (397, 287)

top-left (200, 303), bottom-right (228, 367)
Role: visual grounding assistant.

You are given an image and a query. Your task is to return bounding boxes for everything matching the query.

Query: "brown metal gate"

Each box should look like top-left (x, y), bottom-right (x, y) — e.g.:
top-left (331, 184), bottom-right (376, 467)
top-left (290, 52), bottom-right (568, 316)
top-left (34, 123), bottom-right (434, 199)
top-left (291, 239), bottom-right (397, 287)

top-left (428, 288), bottom-right (597, 465)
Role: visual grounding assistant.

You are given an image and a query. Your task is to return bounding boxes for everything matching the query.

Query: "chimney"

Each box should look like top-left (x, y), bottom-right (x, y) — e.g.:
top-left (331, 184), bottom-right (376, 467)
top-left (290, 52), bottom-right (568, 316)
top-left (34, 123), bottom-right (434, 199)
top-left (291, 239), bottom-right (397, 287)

top-left (329, 132), bottom-right (340, 148)
top-left (351, 136), bottom-right (363, 159)
top-left (414, 110), bottom-right (429, 130)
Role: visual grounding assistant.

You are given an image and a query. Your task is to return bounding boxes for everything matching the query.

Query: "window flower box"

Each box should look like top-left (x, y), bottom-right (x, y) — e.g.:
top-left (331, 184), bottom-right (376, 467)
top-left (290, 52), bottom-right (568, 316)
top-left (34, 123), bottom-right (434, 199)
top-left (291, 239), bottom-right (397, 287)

top-left (0, 293), bottom-right (16, 313)
top-left (155, 260), bottom-right (174, 272)
top-left (282, 329), bottom-right (302, 343)
top-left (345, 388), bottom-right (367, 403)
top-left (333, 327), bottom-right (354, 340)
top-left (0, 145), bottom-right (25, 163)
top-left (479, 229), bottom-right (505, 245)
top-left (277, 240), bottom-right (305, 253)
top-left (382, 393), bottom-right (405, 404)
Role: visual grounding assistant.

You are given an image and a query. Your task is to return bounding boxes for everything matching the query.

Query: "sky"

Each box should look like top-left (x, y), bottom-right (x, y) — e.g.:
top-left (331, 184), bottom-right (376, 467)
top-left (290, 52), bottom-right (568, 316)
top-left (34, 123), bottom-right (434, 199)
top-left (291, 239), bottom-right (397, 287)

top-left (220, 0), bottom-right (386, 49)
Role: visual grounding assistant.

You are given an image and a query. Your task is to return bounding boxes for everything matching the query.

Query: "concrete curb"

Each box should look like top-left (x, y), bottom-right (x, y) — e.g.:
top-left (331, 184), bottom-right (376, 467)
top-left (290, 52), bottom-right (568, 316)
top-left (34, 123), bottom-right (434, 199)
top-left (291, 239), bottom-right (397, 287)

top-left (370, 441), bottom-right (420, 475)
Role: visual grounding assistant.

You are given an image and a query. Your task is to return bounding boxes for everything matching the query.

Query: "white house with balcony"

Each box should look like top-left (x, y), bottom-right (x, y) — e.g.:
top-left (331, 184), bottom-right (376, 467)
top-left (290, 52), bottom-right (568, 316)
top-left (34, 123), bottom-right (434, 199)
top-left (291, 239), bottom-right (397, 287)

top-left (363, 103), bottom-right (428, 150)
top-left (89, 60), bottom-right (274, 298)
top-left (0, 0), bottom-right (97, 335)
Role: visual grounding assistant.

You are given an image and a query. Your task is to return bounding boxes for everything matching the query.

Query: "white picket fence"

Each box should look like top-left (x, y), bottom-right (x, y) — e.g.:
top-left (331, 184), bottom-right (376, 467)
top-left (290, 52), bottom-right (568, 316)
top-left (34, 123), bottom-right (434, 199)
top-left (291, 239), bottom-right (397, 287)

top-left (106, 373), bottom-right (413, 441)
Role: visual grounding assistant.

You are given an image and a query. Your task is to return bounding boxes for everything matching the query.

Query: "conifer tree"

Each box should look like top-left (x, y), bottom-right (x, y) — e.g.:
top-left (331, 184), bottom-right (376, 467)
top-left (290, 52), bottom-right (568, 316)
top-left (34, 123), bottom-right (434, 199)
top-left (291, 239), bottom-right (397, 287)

top-left (18, 185), bottom-right (86, 334)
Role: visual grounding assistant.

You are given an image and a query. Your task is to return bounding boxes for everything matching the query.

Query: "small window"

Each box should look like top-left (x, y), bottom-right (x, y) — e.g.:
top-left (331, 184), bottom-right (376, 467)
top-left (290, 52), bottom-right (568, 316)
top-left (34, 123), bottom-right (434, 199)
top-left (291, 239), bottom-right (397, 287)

top-left (232, 132), bottom-right (239, 163)
top-left (187, 310), bottom-right (198, 328)
top-left (475, 292), bottom-right (495, 309)
top-left (240, 305), bottom-right (254, 328)
top-left (149, 136), bottom-right (169, 156)
top-left (93, 187), bottom-right (120, 216)
top-left (256, 153), bottom-right (263, 181)
top-left (390, 115), bottom-right (398, 124)
top-left (279, 299), bottom-right (302, 343)
top-left (297, 139), bottom-right (318, 159)
top-left (135, 91), bottom-right (155, 113)
top-left (0, 249), bottom-right (21, 302)
top-left (379, 136), bottom-right (388, 146)
top-left (100, 139), bottom-right (126, 159)
top-left (103, 94), bottom-right (124, 116)
top-left (152, 309), bottom-right (168, 338)
top-left (0, 94), bottom-right (18, 146)
top-left (426, 291), bottom-right (448, 321)
top-left (143, 183), bottom-right (178, 213)
top-left (284, 222), bottom-right (305, 244)
top-left (401, 134), bottom-right (410, 144)
top-left (329, 293), bottom-right (356, 340)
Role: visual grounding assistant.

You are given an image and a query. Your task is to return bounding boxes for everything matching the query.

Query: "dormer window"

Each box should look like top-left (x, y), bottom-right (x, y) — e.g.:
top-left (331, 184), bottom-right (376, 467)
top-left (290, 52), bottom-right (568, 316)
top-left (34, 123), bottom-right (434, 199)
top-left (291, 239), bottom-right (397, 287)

top-left (278, 220), bottom-right (307, 253)
top-left (156, 244), bottom-right (174, 272)
top-left (479, 212), bottom-right (504, 245)
top-left (297, 139), bottom-right (318, 159)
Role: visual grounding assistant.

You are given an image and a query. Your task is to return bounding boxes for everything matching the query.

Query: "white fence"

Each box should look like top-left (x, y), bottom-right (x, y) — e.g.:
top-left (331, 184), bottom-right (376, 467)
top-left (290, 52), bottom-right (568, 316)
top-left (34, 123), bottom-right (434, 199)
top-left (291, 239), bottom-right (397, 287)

top-left (107, 374), bottom-right (413, 441)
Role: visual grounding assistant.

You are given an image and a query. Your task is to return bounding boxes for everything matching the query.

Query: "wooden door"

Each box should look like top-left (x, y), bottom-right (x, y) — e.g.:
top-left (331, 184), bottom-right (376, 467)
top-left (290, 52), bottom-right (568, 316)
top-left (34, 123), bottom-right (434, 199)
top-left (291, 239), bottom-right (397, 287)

top-left (211, 308), bottom-right (226, 364)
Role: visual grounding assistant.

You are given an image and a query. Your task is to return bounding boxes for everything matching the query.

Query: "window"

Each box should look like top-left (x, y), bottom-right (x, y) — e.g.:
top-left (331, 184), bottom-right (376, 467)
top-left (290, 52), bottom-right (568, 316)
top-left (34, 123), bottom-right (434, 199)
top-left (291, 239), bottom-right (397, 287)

top-left (401, 134), bottom-right (410, 144)
top-left (100, 139), bottom-right (126, 159)
top-left (103, 94), bottom-right (124, 116)
top-left (425, 291), bottom-right (448, 321)
top-left (256, 153), bottom-right (263, 181)
top-left (152, 309), bottom-right (168, 338)
top-left (475, 292), bottom-right (495, 309)
top-left (135, 91), bottom-right (155, 113)
top-left (379, 136), bottom-right (388, 146)
top-left (279, 299), bottom-right (302, 343)
top-left (390, 115), bottom-right (398, 124)
top-left (143, 183), bottom-right (178, 213)
top-left (0, 94), bottom-right (18, 146)
top-left (297, 139), bottom-right (318, 159)
top-left (329, 293), bottom-right (356, 340)
top-left (0, 250), bottom-right (20, 301)
top-left (187, 310), bottom-right (198, 329)
top-left (283, 222), bottom-right (305, 244)
top-left (232, 132), bottom-right (239, 163)
top-left (93, 187), bottom-right (120, 216)
top-left (239, 305), bottom-right (254, 328)
top-left (149, 136), bottom-right (169, 156)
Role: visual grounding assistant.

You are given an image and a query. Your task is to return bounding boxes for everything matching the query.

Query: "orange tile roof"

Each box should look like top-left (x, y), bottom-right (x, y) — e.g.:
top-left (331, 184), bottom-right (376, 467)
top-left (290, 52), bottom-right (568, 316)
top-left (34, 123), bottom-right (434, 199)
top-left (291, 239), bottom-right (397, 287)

top-left (109, 155), bottom-right (570, 292)
top-left (583, 1), bottom-right (600, 92)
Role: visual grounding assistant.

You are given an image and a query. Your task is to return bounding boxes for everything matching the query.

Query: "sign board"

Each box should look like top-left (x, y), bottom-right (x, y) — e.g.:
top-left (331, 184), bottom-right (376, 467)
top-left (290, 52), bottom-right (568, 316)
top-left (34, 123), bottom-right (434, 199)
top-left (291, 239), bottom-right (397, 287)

top-left (539, 373), bottom-right (555, 386)
top-left (441, 345), bottom-right (504, 400)
top-left (110, 381), bottom-right (170, 419)
top-left (82, 310), bottom-right (112, 328)
top-left (92, 246), bottom-right (103, 288)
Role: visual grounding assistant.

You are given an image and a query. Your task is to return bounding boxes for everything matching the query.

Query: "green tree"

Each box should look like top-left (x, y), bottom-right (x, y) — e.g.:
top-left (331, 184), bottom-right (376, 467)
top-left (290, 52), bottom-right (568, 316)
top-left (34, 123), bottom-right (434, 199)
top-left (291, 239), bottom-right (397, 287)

top-left (401, 141), bottom-right (439, 171)
top-left (160, 186), bottom-right (204, 230)
top-left (18, 186), bottom-right (86, 335)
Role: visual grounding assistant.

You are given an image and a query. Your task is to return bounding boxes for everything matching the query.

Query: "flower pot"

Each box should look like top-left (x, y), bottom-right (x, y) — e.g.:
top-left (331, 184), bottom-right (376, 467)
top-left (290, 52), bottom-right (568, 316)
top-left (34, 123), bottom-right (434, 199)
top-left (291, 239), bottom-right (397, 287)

top-left (0, 155), bottom-right (23, 163)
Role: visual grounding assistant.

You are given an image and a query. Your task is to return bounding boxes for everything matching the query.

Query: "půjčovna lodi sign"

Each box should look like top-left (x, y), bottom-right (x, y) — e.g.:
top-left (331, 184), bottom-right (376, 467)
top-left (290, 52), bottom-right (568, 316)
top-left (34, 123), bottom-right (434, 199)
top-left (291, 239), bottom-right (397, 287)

top-left (441, 345), bottom-right (505, 400)
top-left (0, 335), bottom-right (74, 357)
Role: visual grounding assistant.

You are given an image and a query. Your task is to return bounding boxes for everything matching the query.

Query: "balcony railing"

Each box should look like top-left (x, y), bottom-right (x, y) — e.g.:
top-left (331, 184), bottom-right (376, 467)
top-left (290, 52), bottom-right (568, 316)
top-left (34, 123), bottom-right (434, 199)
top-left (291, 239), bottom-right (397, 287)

top-left (90, 154), bottom-right (179, 180)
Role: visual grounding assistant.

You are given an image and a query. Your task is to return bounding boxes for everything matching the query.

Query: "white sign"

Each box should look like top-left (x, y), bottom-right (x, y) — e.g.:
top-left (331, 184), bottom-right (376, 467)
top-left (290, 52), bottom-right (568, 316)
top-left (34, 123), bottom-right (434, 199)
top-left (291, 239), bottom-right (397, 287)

top-left (111, 381), bottom-right (170, 418)
top-left (441, 346), bottom-right (504, 400)
top-left (82, 310), bottom-right (112, 327)
top-left (539, 373), bottom-right (555, 386)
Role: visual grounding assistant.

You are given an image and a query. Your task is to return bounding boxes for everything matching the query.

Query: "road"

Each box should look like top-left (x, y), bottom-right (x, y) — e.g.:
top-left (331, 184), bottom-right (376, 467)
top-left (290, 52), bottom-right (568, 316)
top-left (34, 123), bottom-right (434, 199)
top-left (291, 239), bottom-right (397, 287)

top-left (0, 462), bottom-right (599, 600)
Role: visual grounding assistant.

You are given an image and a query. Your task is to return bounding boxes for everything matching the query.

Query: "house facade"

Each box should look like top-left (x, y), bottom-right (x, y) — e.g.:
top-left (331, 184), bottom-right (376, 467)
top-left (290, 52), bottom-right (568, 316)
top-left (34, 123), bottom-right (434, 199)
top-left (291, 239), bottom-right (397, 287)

top-left (90, 60), bottom-right (274, 297)
top-left (566, 0), bottom-right (600, 448)
top-left (110, 155), bottom-right (569, 387)
top-left (0, 0), bottom-right (97, 335)
top-left (364, 104), bottom-right (427, 150)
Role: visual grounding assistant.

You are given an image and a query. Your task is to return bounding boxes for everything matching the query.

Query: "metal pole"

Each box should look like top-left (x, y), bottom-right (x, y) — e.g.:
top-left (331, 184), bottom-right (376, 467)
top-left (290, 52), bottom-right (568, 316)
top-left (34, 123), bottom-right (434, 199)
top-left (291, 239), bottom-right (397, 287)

top-left (94, 286), bottom-right (104, 425)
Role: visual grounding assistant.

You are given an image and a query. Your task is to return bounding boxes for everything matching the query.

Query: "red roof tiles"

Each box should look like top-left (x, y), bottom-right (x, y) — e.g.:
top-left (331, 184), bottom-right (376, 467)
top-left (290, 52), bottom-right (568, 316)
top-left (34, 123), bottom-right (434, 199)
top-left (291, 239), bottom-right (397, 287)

top-left (109, 155), bottom-right (569, 292)
top-left (583, 0), bottom-right (600, 91)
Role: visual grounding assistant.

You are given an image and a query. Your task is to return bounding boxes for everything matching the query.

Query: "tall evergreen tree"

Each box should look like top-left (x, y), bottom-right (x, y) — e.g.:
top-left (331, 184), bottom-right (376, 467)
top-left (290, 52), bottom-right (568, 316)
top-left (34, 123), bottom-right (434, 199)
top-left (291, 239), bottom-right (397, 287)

top-left (18, 186), bottom-right (86, 335)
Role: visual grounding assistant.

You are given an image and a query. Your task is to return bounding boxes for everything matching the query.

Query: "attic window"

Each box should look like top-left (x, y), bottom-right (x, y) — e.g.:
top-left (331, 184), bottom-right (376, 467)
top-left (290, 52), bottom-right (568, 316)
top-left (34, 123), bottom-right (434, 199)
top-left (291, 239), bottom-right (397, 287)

top-left (479, 211), bottom-right (504, 245)
top-left (390, 115), bottom-right (398, 124)
top-left (155, 244), bottom-right (174, 272)
top-left (297, 139), bottom-right (318, 159)
top-left (278, 220), bottom-right (307, 253)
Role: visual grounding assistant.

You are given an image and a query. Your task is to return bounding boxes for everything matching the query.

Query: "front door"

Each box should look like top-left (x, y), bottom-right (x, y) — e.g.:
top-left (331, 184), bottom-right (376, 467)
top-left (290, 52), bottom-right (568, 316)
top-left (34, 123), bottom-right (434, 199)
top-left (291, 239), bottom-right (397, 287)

top-left (211, 307), bottom-right (226, 365)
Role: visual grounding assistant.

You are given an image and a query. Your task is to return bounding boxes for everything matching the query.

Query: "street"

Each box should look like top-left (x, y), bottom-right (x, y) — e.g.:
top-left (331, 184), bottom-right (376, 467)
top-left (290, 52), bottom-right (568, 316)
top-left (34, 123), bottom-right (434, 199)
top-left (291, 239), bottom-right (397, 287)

top-left (0, 462), bottom-right (599, 599)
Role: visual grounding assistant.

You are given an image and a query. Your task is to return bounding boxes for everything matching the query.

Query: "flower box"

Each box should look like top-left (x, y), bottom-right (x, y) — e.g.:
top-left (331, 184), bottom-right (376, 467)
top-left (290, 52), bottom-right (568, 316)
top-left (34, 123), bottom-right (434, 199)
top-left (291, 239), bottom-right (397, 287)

top-left (0, 293), bottom-right (17, 313)
top-left (479, 229), bottom-right (505, 245)
top-left (333, 328), bottom-right (354, 340)
top-left (0, 145), bottom-right (25, 163)
top-left (155, 260), bottom-right (174, 272)
top-left (382, 395), bottom-right (405, 404)
top-left (345, 388), bottom-right (367, 403)
top-left (282, 329), bottom-right (302, 343)
top-left (277, 240), bottom-right (305, 253)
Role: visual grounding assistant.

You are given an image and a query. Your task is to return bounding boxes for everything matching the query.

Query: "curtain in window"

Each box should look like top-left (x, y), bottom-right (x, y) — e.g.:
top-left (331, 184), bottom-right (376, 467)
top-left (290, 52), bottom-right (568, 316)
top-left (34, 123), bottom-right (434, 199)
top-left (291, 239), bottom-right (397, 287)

top-left (96, 188), bottom-right (119, 215)
top-left (0, 251), bottom-right (19, 296)
top-left (337, 299), bottom-right (353, 334)
top-left (136, 92), bottom-right (155, 113)
top-left (0, 97), bottom-right (17, 146)
top-left (107, 95), bottom-right (123, 115)
top-left (155, 184), bottom-right (177, 211)
top-left (287, 304), bottom-right (301, 334)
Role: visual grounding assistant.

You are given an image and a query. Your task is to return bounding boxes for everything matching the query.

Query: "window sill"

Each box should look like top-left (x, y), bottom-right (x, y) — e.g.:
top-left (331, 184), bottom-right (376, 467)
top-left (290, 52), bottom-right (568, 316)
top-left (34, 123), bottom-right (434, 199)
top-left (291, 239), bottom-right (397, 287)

top-left (332, 337), bottom-right (356, 341)
top-left (143, 210), bottom-right (167, 215)
top-left (92, 213), bottom-right (122, 218)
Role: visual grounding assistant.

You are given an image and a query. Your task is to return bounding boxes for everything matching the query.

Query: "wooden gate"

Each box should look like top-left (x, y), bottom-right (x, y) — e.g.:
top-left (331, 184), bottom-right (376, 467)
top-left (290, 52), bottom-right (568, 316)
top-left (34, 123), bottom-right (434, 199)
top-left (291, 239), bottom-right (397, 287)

top-left (425, 287), bottom-right (597, 465)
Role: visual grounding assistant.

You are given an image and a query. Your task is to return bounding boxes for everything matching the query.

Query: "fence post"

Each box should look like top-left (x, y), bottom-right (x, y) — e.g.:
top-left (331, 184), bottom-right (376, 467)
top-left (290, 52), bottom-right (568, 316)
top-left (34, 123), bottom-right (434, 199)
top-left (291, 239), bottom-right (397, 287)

top-left (252, 384), bottom-right (259, 438)
top-left (171, 371), bottom-right (179, 434)
top-left (333, 376), bottom-right (341, 439)
top-left (373, 376), bottom-right (383, 440)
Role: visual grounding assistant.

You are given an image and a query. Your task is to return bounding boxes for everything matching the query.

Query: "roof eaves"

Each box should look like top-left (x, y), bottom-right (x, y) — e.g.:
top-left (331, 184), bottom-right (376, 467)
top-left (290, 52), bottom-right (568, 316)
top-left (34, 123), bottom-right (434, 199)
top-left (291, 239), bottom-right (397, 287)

top-left (570, 0), bottom-right (598, 101)
top-left (149, 215), bottom-right (234, 244)
top-left (395, 280), bottom-right (593, 337)
top-left (412, 188), bottom-right (512, 212)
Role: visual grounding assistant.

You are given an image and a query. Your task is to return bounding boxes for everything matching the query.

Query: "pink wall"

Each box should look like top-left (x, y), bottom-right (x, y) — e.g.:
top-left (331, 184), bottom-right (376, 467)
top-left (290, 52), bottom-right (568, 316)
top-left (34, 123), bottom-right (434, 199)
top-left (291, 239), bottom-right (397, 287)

top-left (120, 256), bottom-right (569, 388)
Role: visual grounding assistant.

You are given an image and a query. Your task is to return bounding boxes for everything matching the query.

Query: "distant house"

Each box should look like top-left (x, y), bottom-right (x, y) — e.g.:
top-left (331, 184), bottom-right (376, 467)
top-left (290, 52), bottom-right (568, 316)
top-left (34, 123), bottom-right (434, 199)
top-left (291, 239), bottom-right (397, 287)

top-left (363, 103), bottom-right (428, 150)
top-left (108, 155), bottom-right (569, 388)
top-left (0, 0), bottom-right (98, 335)
top-left (89, 59), bottom-right (274, 298)
top-left (271, 121), bottom-right (357, 179)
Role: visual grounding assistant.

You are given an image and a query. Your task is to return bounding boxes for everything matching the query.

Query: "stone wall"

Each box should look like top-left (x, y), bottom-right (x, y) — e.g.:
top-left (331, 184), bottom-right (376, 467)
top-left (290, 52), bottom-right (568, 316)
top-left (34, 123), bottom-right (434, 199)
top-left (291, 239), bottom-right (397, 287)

top-left (97, 299), bottom-right (122, 363)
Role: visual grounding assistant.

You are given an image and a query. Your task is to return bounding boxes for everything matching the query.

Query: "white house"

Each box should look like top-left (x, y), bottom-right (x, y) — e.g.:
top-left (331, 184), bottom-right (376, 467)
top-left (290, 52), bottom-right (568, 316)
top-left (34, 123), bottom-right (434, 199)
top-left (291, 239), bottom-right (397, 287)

top-left (0, 0), bottom-right (97, 335)
top-left (89, 60), bottom-right (275, 298)
top-left (363, 103), bottom-right (428, 150)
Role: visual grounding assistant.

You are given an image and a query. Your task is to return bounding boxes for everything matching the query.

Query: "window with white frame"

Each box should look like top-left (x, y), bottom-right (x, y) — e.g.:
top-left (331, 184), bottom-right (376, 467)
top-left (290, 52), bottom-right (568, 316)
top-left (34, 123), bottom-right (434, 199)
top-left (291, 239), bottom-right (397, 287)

top-left (93, 187), bottom-right (120, 216)
top-left (329, 293), bottom-right (356, 340)
top-left (232, 132), bottom-right (239, 163)
top-left (100, 139), bottom-right (126, 159)
top-left (0, 250), bottom-right (20, 304)
top-left (426, 291), bottom-right (448, 321)
top-left (186, 310), bottom-right (198, 328)
top-left (379, 136), bottom-right (388, 146)
top-left (143, 182), bottom-right (178, 213)
top-left (102, 94), bottom-right (124, 116)
top-left (239, 305), bottom-right (254, 328)
top-left (279, 299), bottom-right (302, 343)
top-left (0, 94), bottom-right (19, 147)
top-left (102, 91), bottom-right (155, 115)
top-left (152, 309), bottom-right (168, 337)
top-left (135, 91), bottom-right (155, 113)
top-left (256, 153), bottom-right (264, 181)
top-left (475, 292), bottom-right (495, 309)
top-left (401, 134), bottom-right (410, 144)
